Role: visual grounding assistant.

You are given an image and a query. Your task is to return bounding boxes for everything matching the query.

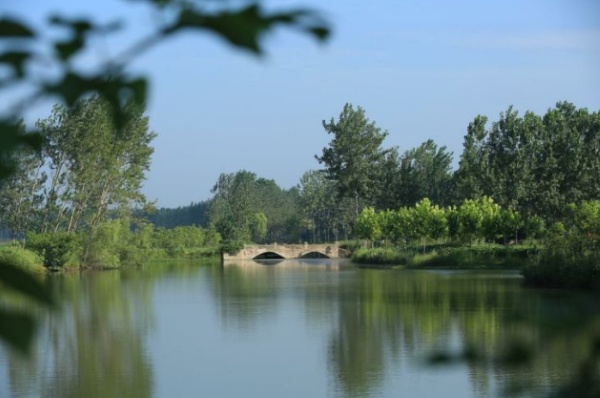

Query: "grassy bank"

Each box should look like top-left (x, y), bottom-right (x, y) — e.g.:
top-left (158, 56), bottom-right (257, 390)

top-left (352, 244), bottom-right (538, 269)
top-left (146, 246), bottom-right (221, 261)
top-left (0, 245), bottom-right (46, 273)
top-left (353, 248), bottom-right (410, 266)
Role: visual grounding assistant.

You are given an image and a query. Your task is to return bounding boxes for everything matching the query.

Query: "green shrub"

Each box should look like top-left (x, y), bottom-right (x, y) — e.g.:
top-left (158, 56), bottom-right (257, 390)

top-left (118, 246), bottom-right (150, 267)
top-left (220, 240), bottom-right (245, 255)
top-left (25, 232), bottom-right (79, 269)
top-left (352, 248), bottom-right (409, 265)
top-left (410, 251), bottom-right (459, 267)
top-left (0, 245), bottom-right (44, 273)
top-left (339, 240), bottom-right (363, 254)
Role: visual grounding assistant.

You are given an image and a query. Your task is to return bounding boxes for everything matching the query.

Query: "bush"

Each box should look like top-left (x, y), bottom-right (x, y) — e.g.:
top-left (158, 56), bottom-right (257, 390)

top-left (25, 232), bottom-right (79, 269)
top-left (0, 245), bottom-right (44, 273)
top-left (118, 246), bottom-right (150, 267)
top-left (220, 240), bottom-right (245, 255)
top-left (338, 240), bottom-right (364, 254)
top-left (352, 248), bottom-right (409, 265)
top-left (407, 244), bottom-right (535, 268)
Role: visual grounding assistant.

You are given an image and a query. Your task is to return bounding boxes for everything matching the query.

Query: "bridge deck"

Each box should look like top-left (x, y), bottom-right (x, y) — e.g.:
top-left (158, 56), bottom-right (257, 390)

top-left (222, 243), bottom-right (346, 261)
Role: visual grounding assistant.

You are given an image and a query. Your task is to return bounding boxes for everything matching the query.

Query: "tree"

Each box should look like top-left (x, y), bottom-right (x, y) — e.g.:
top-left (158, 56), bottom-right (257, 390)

top-left (500, 208), bottom-right (523, 243)
top-left (251, 212), bottom-right (268, 243)
top-left (298, 170), bottom-right (330, 242)
top-left (298, 169), bottom-right (353, 242)
top-left (453, 103), bottom-right (600, 223)
top-left (0, 122), bottom-right (45, 237)
top-left (375, 148), bottom-right (403, 210)
top-left (454, 115), bottom-right (490, 202)
top-left (208, 170), bottom-right (304, 243)
top-left (0, 96), bottom-right (156, 265)
top-left (316, 103), bottom-right (391, 216)
top-left (398, 140), bottom-right (453, 206)
top-left (354, 207), bottom-right (382, 246)
top-left (458, 199), bottom-right (484, 246)
top-left (411, 198), bottom-right (448, 250)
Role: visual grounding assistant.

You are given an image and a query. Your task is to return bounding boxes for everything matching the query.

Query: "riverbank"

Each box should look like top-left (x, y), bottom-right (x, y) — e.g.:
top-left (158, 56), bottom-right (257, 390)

top-left (0, 242), bottom-right (221, 272)
top-left (352, 244), bottom-right (538, 270)
top-left (352, 243), bottom-right (600, 291)
top-left (0, 245), bottom-right (46, 273)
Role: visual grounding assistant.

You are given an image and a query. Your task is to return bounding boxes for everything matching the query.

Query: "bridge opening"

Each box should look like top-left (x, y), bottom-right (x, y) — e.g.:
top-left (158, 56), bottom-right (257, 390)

top-left (299, 251), bottom-right (330, 259)
top-left (253, 251), bottom-right (285, 260)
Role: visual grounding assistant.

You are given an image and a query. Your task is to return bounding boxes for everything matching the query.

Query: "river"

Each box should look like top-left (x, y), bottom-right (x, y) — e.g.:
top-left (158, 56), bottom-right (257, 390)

top-left (1, 259), bottom-right (599, 397)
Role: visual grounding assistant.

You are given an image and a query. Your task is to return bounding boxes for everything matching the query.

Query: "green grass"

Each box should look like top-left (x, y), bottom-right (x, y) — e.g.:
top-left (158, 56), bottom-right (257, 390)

top-left (351, 243), bottom-right (537, 269)
top-left (146, 246), bottom-right (221, 261)
top-left (352, 248), bottom-right (409, 266)
top-left (0, 245), bottom-right (45, 273)
top-left (409, 245), bottom-right (535, 269)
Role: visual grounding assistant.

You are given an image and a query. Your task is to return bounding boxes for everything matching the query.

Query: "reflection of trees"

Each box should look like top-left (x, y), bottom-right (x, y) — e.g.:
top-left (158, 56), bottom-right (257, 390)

top-left (205, 263), bottom-right (281, 331)
top-left (326, 270), bottom-right (600, 397)
top-left (206, 260), bottom-right (346, 332)
top-left (5, 272), bottom-right (154, 398)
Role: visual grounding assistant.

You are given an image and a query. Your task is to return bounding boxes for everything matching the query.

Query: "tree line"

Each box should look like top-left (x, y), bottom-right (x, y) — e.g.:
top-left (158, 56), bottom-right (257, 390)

top-left (147, 101), bottom-right (599, 245)
top-left (0, 96), bottom-right (155, 262)
top-left (2, 100), bottom-right (598, 250)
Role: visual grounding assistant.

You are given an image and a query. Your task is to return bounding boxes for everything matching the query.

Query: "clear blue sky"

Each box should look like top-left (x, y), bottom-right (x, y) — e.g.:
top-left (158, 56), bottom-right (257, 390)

top-left (5, 0), bottom-right (600, 207)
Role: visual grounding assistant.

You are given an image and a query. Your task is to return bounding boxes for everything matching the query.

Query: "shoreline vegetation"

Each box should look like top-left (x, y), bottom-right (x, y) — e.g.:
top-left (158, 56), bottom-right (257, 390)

top-left (351, 243), bottom-right (537, 269)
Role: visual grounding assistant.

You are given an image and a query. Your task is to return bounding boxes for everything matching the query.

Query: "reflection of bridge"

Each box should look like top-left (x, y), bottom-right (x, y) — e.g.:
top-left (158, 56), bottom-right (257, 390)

top-left (222, 243), bottom-right (347, 261)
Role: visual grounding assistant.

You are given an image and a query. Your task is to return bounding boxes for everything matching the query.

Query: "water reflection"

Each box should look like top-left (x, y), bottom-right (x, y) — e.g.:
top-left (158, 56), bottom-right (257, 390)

top-left (2, 261), bottom-right (600, 397)
top-left (209, 263), bottom-right (600, 397)
top-left (3, 271), bottom-right (154, 398)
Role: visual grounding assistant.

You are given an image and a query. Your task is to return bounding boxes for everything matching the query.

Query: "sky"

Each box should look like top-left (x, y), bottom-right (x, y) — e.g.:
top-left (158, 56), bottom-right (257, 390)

top-left (4, 0), bottom-right (600, 208)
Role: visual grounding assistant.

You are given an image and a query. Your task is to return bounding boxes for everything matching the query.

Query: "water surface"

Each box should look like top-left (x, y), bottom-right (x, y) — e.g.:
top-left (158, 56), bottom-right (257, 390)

top-left (1, 259), bottom-right (599, 397)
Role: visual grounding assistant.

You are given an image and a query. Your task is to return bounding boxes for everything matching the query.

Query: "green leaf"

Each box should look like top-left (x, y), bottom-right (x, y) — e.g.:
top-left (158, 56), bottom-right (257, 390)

top-left (176, 5), bottom-right (264, 54)
top-left (54, 37), bottom-right (85, 61)
top-left (0, 261), bottom-right (55, 307)
top-left (127, 78), bottom-right (148, 108)
top-left (173, 5), bottom-right (330, 55)
top-left (0, 18), bottom-right (35, 38)
top-left (0, 307), bottom-right (36, 354)
top-left (0, 51), bottom-right (31, 78)
top-left (21, 132), bottom-right (43, 152)
top-left (306, 26), bottom-right (330, 41)
top-left (49, 16), bottom-right (93, 35)
top-left (0, 121), bottom-right (41, 179)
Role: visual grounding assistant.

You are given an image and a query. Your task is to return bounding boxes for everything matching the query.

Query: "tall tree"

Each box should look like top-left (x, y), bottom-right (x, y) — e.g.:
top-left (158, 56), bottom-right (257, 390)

top-left (298, 170), bottom-right (353, 242)
top-left (453, 102), bottom-right (600, 222)
top-left (316, 103), bottom-right (391, 216)
top-left (454, 115), bottom-right (490, 202)
top-left (398, 139), bottom-right (453, 206)
top-left (0, 122), bottom-right (46, 237)
top-left (0, 96), bottom-right (156, 259)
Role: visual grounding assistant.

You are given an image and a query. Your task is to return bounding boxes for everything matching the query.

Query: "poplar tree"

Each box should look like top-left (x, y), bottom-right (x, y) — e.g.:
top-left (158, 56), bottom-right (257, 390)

top-left (316, 103), bottom-right (391, 216)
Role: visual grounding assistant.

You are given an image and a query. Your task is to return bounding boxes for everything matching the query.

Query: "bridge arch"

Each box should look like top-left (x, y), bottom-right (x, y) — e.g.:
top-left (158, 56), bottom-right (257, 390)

top-left (299, 251), bottom-right (330, 259)
top-left (253, 251), bottom-right (285, 260)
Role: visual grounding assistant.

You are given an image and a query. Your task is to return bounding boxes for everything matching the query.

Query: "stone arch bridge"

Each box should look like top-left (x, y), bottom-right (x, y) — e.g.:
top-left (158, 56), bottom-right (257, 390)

top-left (222, 243), bottom-right (347, 261)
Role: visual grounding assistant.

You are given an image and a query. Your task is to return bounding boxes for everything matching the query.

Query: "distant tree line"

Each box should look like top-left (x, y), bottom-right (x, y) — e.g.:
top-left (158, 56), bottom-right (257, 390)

top-left (147, 201), bottom-right (210, 229)
top-left (142, 101), bottom-right (600, 244)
